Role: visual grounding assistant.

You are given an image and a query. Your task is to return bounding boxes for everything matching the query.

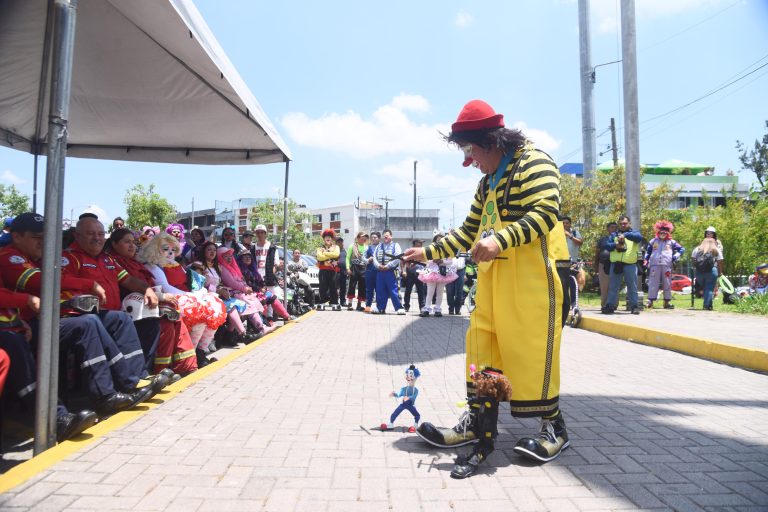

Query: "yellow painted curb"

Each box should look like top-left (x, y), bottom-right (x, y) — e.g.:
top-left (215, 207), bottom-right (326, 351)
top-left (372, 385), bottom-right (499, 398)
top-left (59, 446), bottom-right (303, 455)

top-left (0, 315), bottom-right (308, 494)
top-left (580, 316), bottom-right (768, 373)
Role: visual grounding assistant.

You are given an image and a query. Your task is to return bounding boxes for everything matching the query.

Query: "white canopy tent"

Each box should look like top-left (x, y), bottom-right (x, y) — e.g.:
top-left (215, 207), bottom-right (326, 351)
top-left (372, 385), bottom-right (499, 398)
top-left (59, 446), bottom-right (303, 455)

top-left (0, 0), bottom-right (291, 165)
top-left (0, 0), bottom-right (292, 453)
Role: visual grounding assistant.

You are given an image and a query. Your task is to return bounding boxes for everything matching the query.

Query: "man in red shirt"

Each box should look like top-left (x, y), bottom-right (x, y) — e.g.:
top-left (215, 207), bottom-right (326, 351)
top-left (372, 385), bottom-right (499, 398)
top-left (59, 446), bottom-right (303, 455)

top-left (63, 216), bottom-right (164, 383)
top-left (0, 213), bottom-right (157, 417)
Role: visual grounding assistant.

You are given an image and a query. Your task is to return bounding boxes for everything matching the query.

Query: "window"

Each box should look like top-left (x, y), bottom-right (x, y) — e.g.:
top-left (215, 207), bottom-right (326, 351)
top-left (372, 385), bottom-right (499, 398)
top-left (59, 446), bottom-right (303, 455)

top-left (313, 214), bottom-right (322, 223)
top-left (330, 212), bottom-right (341, 221)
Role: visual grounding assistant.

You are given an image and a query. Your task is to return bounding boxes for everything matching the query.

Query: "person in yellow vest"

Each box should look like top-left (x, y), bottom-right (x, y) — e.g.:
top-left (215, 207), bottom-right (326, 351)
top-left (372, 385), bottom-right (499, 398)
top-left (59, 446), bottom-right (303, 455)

top-left (403, 99), bottom-right (570, 478)
top-left (604, 214), bottom-right (644, 315)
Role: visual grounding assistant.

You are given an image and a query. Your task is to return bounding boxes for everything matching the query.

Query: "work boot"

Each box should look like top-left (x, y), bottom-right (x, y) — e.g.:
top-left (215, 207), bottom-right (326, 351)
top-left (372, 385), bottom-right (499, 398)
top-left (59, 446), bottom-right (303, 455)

top-left (663, 300), bottom-right (675, 309)
top-left (56, 410), bottom-right (98, 442)
top-left (513, 411), bottom-right (570, 463)
top-left (416, 400), bottom-right (482, 448)
top-left (449, 397), bottom-right (499, 478)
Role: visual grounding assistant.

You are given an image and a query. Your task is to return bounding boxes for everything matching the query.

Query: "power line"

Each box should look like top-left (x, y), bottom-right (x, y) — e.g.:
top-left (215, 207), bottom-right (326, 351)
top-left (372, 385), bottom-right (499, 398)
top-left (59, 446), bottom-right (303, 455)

top-left (638, 0), bottom-right (742, 53)
top-left (641, 59), bottom-right (768, 125)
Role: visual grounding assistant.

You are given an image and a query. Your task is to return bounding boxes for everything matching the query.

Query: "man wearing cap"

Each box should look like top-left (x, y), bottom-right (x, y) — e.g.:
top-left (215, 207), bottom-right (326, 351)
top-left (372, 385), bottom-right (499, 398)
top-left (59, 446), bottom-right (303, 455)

top-left (404, 100), bottom-right (570, 476)
top-left (0, 213), bottom-right (159, 417)
top-left (63, 216), bottom-right (168, 388)
top-left (253, 224), bottom-right (281, 319)
top-left (336, 237), bottom-right (348, 308)
top-left (240, 231), bottom-right (257, 259)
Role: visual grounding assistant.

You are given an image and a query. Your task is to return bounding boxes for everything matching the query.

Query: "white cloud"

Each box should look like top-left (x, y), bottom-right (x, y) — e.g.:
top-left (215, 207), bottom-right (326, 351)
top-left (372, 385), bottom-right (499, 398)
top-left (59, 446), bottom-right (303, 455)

top-left (281, 94), bottom-right (451, 159)
top-left (591, 0), bottom-right (725, 33)
top-left (374, 158), bottom-right (477, 196)
top-left (455, 10), bottom-right (474, 28)
top-left (511, 122), bottom-right (561, 153)
top-left (281, 95), bottom-right (560, 161)
top-left (0, 170), bottom-right (25, 185)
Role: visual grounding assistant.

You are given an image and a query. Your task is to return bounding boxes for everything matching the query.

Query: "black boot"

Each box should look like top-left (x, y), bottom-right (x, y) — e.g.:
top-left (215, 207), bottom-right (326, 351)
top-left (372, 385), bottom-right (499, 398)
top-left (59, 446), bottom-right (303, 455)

top-left (416, 397), bottom-right (487, 448)
top-left (449, 397), bottom-right (499, 478)
top-left (513, 411), bottom-right (569, 463)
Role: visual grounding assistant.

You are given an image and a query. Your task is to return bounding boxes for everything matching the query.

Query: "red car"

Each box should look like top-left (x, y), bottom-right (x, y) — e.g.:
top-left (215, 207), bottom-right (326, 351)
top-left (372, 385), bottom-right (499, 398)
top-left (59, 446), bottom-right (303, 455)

top-left (670, 274), bottom-right (692, 292)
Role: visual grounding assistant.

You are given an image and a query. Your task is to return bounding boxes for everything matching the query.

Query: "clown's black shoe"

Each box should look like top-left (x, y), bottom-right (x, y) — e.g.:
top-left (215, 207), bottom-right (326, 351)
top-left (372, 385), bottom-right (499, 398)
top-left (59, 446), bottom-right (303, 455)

top-left (450, 451), bottom-right (485, 479)
top-left (416, 406), bottom-right (479, 448)
top-left (513, 411), bottom-right (570, 463)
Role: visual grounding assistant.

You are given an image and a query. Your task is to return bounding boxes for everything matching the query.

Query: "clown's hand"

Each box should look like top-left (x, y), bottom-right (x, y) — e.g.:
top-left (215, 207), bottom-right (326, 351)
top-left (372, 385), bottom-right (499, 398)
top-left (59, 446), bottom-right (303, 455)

top-left (471, 237), bottom-right (500, 262)
top-left (402, 247), bottom-right (426, 263)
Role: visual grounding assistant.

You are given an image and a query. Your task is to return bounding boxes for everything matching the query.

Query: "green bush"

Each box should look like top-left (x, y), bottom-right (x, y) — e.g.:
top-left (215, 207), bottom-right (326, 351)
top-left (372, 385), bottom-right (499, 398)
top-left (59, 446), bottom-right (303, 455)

top-left (733, 293), bottom-right (768, 315)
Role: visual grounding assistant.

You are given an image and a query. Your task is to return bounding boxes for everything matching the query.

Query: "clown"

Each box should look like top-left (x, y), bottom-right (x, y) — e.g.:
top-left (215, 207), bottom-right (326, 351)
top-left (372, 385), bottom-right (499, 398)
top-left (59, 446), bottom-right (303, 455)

top-left (165, 223), bottom-right (186, 244)
top-left (643, 220), bottom-right (684, 309)
top-left (139, 234), bottom-right (226, 355)
top-left (382, 365), bottom-right (421, 433)
top-left (403, 99), bottom-right (571, 470)
top-left (315, 228), bottom-right (341, 311)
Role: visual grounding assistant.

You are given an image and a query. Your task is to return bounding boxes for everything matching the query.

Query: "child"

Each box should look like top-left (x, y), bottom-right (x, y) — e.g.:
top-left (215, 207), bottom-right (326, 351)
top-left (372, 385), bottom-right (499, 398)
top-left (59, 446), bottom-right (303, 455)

top-left (316, 228), bottom-right (341, 311)
top-left (643, 221), bottom-right (684, 309)
top-left (418, 231), bottom-right (458, 317)
top-left (382, 365), bottom-right (421, 433)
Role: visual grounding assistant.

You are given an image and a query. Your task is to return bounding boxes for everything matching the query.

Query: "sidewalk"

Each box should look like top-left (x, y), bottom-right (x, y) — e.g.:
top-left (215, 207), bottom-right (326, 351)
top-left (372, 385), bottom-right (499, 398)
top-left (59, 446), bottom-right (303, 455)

top-left (0, 309), bottom-right (766, 511)
top-left (578, 305), bottom-right (768, 372)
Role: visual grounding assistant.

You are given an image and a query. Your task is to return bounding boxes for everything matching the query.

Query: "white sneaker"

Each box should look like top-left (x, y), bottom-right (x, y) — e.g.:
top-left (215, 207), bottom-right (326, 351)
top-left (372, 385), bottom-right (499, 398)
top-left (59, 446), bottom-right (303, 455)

top-left (371, 306), bottom-right (379, 314)
top-left (396, 308), bottom-right (406, 315)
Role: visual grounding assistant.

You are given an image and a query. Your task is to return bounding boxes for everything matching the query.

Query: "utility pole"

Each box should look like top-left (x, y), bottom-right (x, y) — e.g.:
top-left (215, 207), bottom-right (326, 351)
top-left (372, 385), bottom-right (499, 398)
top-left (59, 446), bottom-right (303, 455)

top-left (191, 197), bottom-right (195, 228)
top-left (610, 117), bottom-right (619, 170)
top-left (412, 161), bottom-right (417, 236)
top-left (621, 0), bottom-right (641, 230)
top-left (378, 196), bottom-right (393, 230)
top-left (578, 0), bottom-right (596, 182)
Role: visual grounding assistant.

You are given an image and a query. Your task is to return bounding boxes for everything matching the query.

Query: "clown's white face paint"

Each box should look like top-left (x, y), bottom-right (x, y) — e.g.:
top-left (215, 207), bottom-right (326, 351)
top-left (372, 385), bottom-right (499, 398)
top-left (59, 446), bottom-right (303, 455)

top-left (161, 243), bottom-right (176, 265)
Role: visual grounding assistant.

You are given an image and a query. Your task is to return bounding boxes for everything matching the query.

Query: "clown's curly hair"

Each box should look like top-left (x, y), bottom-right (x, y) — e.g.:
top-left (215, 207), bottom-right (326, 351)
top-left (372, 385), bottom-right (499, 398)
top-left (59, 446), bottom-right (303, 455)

top-left (472, 368), bottom-right (513, 402)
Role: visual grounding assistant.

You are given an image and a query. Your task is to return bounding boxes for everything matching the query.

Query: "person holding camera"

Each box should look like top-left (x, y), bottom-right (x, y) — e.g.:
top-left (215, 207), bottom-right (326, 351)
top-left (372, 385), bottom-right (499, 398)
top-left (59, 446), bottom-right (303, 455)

top-left (604, 215), bottom-right (644, 315)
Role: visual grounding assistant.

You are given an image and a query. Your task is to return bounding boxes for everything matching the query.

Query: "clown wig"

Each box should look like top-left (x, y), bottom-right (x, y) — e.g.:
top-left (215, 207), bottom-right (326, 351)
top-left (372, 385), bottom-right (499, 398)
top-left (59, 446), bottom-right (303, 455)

top-left (138, 232), bottom-right (181, 266)
top-left (653, 220), bottom-right (674, 237)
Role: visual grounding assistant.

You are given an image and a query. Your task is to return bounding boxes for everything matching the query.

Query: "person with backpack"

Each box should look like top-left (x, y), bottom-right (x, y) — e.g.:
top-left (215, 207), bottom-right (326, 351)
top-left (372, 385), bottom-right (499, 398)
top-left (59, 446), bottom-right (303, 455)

top-left (691, 237), bottom-right (722, 310)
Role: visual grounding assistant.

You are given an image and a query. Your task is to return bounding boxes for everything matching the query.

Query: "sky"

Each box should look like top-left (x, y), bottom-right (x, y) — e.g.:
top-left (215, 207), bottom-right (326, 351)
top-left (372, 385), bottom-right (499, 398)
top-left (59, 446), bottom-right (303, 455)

top-left (1, 0), bottom-right (767, 229)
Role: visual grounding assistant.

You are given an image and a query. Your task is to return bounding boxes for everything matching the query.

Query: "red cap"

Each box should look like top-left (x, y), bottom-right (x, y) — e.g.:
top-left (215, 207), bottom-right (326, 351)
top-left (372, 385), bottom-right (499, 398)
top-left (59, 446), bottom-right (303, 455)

top-left (451, 100), bottom-right (505, 134)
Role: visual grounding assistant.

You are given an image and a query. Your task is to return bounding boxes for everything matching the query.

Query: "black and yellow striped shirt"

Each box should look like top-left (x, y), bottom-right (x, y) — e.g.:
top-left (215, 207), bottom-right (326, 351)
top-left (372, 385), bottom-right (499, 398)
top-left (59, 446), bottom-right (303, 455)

top-left (424, 147), bottom-right (560, 260)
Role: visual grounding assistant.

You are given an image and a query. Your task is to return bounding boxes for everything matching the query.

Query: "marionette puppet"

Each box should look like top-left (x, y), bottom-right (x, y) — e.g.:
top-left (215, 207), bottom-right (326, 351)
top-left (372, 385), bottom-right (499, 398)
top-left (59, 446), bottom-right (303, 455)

top-left (643, 220), bottom-right (684, 309)
top-left (381, 364), bottom-right (421, 433)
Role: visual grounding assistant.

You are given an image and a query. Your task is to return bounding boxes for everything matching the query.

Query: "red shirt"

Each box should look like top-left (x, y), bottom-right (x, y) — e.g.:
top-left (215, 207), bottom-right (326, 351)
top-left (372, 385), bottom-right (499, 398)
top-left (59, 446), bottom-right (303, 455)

top-left (0, 245), bottom-right (94, 297)
top-left (62, 242), bottom-right (129, 311)
top-left (0, 272), bottom-right (30, 328)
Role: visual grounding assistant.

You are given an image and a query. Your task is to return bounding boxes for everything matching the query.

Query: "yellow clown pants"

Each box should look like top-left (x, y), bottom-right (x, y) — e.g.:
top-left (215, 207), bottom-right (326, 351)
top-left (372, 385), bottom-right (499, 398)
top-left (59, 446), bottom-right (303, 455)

top-left (465, 235), bottom-right (564, 418)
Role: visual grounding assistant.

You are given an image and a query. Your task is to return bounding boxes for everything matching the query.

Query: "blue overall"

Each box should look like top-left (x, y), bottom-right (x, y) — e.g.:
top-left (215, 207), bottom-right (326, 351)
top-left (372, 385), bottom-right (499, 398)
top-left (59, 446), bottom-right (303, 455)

top-left (374, 241), bottom-right (403, 312)
top-left (390, 385), bottom-right (420, 424)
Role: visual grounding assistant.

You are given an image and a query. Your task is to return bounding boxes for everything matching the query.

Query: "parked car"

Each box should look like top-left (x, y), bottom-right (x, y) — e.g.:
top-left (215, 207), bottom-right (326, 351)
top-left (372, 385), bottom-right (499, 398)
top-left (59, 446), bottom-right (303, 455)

top-left (670, 274), bottom-right (692, 292)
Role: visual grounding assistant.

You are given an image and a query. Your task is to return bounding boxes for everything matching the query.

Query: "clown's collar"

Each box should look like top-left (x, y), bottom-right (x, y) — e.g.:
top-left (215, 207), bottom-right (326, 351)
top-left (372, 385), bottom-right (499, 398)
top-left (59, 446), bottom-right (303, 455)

top-left (163, 262), bottom-right (180, 269)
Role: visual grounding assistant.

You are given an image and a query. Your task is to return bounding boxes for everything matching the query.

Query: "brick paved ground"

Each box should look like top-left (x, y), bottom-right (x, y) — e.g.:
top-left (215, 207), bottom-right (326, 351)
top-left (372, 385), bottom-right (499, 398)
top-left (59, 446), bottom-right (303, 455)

top-left (1, 309), bottom-right (766, 511)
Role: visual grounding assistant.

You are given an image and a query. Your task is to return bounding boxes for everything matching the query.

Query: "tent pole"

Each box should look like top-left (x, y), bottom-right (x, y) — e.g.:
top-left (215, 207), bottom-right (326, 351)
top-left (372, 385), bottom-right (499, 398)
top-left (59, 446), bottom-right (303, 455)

top-left (282, 160), bottom-right (289, 311)
top-left (35, 0), bottom-right (77, 455)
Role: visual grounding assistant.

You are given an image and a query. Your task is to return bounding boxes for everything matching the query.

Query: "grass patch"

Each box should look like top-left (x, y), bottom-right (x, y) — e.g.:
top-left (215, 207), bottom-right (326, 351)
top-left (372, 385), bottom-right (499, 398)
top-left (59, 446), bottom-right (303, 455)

top-left (577, 290), bottom-right (766, 315)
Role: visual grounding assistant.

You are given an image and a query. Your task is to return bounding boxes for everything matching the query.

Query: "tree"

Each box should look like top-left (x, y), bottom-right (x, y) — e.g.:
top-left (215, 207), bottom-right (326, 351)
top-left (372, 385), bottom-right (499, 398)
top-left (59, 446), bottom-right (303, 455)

top-left (249, 198), bottom-right (320, 254)
top-left (0, 184), bottom-right (31, 218)
top-left (559, 166), bottom-right (677, 262)
top-left (123, 184), bottom-right (177, 230)
top-left (736, 120), bottom-right (768, 191)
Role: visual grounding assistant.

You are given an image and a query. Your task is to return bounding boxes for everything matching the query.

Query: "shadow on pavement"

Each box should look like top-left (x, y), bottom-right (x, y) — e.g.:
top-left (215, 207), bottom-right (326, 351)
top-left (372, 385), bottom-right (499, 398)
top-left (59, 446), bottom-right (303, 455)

top-left (390, 393), bottom-right (768, 509)
top-left (370, 314), bottom-right (469, 366)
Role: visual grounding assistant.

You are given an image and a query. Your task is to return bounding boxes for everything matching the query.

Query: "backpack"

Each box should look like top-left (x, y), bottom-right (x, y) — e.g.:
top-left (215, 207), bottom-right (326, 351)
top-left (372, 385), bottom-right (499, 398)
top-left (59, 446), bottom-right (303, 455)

top-left (693, 251), bottom-right (715, 272)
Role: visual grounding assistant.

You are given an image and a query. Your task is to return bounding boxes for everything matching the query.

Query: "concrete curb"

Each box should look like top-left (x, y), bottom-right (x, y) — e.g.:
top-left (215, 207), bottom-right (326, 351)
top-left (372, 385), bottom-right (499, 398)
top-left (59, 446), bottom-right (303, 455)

top-left (579, 315), bottom-right (768, 373)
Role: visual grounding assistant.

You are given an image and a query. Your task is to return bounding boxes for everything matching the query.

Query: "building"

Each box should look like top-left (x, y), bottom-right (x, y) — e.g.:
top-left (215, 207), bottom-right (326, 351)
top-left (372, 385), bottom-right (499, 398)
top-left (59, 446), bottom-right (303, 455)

top-left (559, 162), bottom-right (749, 209)
top-left (308, 201), bottom-right (440, 248)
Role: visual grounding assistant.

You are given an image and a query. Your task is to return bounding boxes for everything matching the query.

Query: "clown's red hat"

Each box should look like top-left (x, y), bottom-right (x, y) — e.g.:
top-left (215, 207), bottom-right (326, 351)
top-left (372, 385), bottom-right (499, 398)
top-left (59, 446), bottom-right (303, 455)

top-left (452, 100), bottom-right (505, 166)
top-left (452, 100), bottom-right (505, 134)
